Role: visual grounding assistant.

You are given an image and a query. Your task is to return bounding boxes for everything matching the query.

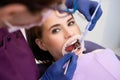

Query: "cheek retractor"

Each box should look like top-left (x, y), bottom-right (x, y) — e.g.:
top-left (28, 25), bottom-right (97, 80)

top-left (62, 35), bottom-right (85, 56)
top-left (62, 35), bottom-right (85, 75)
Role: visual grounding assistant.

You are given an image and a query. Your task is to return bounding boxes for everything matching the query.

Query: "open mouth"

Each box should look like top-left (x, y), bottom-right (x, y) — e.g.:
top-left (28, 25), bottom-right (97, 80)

top-left (62, 35), bottom-right (84, 56)
top-left (65, 39), bottom-right (81, 53)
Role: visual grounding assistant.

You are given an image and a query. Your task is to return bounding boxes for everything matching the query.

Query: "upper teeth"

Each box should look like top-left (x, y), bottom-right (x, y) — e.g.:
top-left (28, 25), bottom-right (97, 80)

top-left (71, 40), bottom-right (77, 45)
top-left (66, 39), bottom-right (77, 47)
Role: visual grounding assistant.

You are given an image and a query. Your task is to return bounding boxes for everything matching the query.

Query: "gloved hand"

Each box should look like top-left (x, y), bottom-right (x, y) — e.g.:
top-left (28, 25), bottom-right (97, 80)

top-left (41, 52), bottom-right (78, 80)
top-left (66, 0), bottom-right (102, 31)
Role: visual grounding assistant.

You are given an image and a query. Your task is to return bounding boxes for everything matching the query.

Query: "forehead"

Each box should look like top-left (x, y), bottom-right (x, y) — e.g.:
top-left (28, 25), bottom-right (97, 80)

top-left (0, 4), bottom-right (27, 12)
top-left (44, 10), bottom-right (71, 23)
top-left (42, 10), bottom-right (72, 26)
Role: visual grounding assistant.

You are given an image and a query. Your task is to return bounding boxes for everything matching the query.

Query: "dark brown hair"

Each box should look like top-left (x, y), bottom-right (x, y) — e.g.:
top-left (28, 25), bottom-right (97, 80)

top-left (0, 0), bottom-right (61, 13)
top-left (25, 26), bottom-right (53, 65)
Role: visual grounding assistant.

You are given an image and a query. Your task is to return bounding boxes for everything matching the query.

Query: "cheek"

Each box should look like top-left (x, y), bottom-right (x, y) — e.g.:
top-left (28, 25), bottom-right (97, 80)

top-left (43, 36), bottom-right (64, 60)
top-left (72, 25), bottom-right (81, 34)
top-left (76, 27), bottom-right (81, 34)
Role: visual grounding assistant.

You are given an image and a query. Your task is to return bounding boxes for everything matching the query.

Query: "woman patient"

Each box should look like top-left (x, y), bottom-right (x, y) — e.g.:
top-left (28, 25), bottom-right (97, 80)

top-left (25, 10), bottom-right (120, 80)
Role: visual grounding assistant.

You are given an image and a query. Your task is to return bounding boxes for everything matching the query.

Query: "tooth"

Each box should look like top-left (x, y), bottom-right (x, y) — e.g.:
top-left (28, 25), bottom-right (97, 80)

top-left (71, 39), bottom-right (77, 45)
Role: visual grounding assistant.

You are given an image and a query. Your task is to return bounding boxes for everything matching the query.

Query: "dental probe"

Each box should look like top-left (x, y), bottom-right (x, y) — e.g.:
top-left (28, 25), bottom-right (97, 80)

top-left (64, 3), bottom-right (101, 75)
top-left (80, 3), bottom-right (101, 43)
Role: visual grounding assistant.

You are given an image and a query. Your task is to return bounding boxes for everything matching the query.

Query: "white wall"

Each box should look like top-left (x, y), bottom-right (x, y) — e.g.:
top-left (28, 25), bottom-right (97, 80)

top-left (73, 0), bottom-right (120, 55)
top-left (102, 0), bottom-right (120, 54)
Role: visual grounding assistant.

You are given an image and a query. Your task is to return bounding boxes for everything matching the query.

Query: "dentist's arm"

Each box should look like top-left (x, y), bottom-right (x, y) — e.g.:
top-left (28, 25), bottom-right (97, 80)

top-left (41, 53), bottom-right (78, 80)
top-left (66, 0), bottom-right (102, 31)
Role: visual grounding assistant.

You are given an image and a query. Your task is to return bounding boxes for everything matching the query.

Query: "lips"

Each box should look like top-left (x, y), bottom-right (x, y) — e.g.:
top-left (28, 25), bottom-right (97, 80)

top-left (62, 35), bottom-right (83, 55)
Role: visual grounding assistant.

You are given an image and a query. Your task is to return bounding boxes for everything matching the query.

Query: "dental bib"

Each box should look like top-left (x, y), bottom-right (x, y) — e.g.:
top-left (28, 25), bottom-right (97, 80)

top-left (72, 48), bottom-right (120, 80)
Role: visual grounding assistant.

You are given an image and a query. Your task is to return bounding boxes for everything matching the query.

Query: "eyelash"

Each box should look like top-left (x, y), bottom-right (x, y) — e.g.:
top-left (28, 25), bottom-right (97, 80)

top-left (52, 28), bottom-right (60, 34)
top-left (68, 20), bottom-right (75, 26)
top-left (51, 20), bottom-right (75, 34)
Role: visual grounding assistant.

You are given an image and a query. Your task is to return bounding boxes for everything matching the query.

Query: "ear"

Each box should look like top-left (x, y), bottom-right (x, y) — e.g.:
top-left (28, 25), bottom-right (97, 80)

top-left (35, 38), bottom-right (47, 51)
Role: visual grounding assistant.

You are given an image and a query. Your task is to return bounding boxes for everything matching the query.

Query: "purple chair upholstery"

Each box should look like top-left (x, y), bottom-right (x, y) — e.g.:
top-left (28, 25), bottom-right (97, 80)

top-left (84, 41), bottom-right (120, 60)
top-left (0, 28), bottom-right (39, 80)
top-left (84, 40), bottom-right (105, 53)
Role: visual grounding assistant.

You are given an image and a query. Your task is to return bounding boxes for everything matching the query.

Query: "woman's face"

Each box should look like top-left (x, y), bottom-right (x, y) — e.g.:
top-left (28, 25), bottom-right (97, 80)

top-left (36, 10), bottom-right (81, 61)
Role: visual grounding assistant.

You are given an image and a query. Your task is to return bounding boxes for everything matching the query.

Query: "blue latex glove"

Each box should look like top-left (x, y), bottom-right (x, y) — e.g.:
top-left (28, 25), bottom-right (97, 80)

top-left (41, 53), bottom-right (78, 80)
top-left (66, 0), bottom-right (102, 31)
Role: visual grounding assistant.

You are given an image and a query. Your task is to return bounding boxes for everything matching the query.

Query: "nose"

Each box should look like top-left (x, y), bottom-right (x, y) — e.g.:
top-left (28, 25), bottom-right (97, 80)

top-left (64, 28), bottom-right (74, 39)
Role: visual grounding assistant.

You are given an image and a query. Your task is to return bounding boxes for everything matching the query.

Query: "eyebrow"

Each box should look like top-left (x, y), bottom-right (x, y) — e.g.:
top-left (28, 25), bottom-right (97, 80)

top-left (67, 16), bottom-right (73, 22)
top-left (48, 15), bottom-right (73, 31)
top-left (48, 24), bottom-right (60, 31)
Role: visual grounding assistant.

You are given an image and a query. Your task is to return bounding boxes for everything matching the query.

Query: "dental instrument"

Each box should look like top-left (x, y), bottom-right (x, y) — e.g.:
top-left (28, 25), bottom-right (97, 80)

top-left (64, 2), bottom-right (101, 75)
top-left (80, 2), bottom-right (101, 43)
